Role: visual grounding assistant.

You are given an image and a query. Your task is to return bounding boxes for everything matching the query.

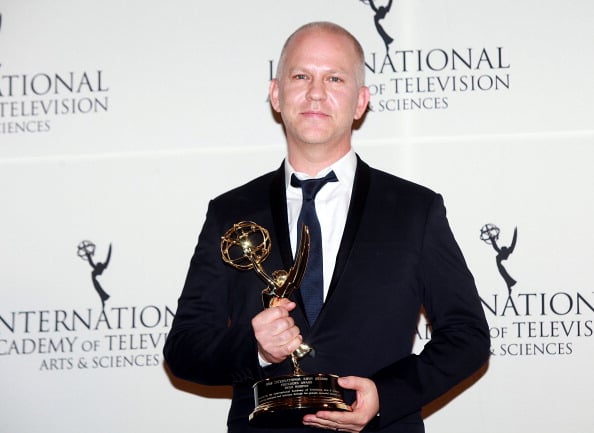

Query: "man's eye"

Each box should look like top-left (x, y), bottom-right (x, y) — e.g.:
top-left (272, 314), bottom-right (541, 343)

top-left (293, 74), bottom-right (308, 80)
top-left (328, 76), bottom-right (343, 83)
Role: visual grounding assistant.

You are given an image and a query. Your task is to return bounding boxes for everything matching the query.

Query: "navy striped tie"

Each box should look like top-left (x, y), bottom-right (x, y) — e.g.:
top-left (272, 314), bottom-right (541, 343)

top-left (291, 170), bottom-right (338, 324)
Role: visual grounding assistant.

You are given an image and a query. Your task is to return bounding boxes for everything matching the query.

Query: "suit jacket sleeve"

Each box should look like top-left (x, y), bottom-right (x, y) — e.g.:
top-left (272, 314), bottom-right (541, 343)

top-left (163, 199), bottom-right (263, 386)
top-left (371, 193), bottom-right (490, 428)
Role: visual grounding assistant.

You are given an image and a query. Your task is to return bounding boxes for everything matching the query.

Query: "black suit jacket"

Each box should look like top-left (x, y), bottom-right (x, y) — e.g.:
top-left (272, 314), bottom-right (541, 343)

top-left (164, 157), bottom-right (490, 433)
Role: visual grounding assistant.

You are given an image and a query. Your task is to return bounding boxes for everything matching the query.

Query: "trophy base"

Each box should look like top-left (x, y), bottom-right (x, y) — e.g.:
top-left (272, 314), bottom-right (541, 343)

top-left (249, 373), bottom-right (352, 428)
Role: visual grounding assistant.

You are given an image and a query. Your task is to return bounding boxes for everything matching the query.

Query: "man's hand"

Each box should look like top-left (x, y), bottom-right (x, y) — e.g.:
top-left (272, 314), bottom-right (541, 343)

top-left (251, 298), bottom-right (303, 364)
top-left (302, 376), bottom-right (380, 432)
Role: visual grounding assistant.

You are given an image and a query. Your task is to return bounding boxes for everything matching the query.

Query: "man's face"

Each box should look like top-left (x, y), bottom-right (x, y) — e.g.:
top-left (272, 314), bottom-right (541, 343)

top-left (269, 29), bottom-right (369, 151)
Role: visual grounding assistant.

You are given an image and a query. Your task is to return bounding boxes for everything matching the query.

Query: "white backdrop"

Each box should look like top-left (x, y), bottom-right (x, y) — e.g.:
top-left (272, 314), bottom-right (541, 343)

top-left (1, 1), bottom-right (593, 432)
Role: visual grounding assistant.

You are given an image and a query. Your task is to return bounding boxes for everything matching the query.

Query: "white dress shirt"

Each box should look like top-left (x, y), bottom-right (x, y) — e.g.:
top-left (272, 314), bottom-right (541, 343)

top-left (284, 149), bottom-right (356, 300)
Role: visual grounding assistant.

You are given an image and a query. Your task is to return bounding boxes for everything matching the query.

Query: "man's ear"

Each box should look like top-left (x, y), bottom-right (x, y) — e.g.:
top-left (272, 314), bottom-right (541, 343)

top-left (269, 78), bottom-right (281, 113)
top-left (354, 86), bottom-right (370, 120)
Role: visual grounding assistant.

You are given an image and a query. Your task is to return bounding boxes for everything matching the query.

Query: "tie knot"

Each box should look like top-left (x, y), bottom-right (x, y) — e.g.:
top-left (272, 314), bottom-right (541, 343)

top-left (291, 171), bottom-right (338, 200)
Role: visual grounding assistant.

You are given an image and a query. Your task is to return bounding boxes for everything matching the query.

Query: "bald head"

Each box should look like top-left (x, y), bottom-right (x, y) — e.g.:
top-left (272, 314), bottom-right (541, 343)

top-left (276, 22), bottom-right (366, 87)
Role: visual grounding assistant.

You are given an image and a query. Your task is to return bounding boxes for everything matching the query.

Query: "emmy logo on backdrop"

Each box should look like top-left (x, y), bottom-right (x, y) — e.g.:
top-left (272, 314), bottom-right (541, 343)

top-left (77, 240), bottom-right (112, 310)
top-left (480, 224), bottom-right (518, 296)
top-left (220, 221), bottom-right (351, 427)
top-left (360, 0), bottom-right (395, 53)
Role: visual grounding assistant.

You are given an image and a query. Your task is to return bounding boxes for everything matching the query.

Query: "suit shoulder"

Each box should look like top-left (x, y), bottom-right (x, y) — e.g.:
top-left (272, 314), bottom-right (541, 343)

top-left (208, 169), bottom-right (279, 210)
top-left (368, 166), bottom-right (438, 201)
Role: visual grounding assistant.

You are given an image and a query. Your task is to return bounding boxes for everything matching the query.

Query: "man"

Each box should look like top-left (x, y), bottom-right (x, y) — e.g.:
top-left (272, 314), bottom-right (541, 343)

top-left (164, 22), bottom-right (490, 433)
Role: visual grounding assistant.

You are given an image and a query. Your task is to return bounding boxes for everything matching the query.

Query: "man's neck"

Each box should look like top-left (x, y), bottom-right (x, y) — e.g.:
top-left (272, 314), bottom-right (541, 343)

top-left (287, 143), bottom-right (352, 176)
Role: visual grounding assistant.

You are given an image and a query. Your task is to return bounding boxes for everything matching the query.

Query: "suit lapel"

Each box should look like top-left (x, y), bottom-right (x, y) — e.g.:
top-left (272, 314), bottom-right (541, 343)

top-left (326, 156), bottom-right (371, 301)
top-left (269, 162), bottom-right (294, 270)
top-left (269, 162), bottom-right (311, 328)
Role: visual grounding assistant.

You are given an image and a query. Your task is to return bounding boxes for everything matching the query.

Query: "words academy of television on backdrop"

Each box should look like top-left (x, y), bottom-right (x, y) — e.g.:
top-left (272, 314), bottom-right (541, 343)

top-left (1, 2), bottom-right (593, 433)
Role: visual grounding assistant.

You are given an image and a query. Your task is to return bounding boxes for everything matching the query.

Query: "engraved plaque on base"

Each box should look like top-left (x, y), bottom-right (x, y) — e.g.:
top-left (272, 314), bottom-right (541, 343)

top-left (250, 373), bottom-right (351, 427)
top-left (220, 221), bottom-right (352, 427)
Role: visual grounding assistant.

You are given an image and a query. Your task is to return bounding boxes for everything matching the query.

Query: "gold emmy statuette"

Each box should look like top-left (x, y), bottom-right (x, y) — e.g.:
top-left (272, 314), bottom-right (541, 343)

top-left (220, 221), bottom-right (351, 427)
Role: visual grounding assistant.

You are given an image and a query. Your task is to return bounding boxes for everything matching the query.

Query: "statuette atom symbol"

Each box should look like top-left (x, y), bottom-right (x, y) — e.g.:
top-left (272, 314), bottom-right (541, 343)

top-left (480, 223), bottom-right (500, 245)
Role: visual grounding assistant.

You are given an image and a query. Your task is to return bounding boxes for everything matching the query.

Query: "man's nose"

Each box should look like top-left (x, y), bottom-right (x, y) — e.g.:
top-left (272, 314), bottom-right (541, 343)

top-left (306, 78), bottom-right (326, 101)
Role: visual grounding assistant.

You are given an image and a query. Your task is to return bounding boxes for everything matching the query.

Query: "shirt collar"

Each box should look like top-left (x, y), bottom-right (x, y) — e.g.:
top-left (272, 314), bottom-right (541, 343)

top-left (284, 149), bottom-right (357, 189)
